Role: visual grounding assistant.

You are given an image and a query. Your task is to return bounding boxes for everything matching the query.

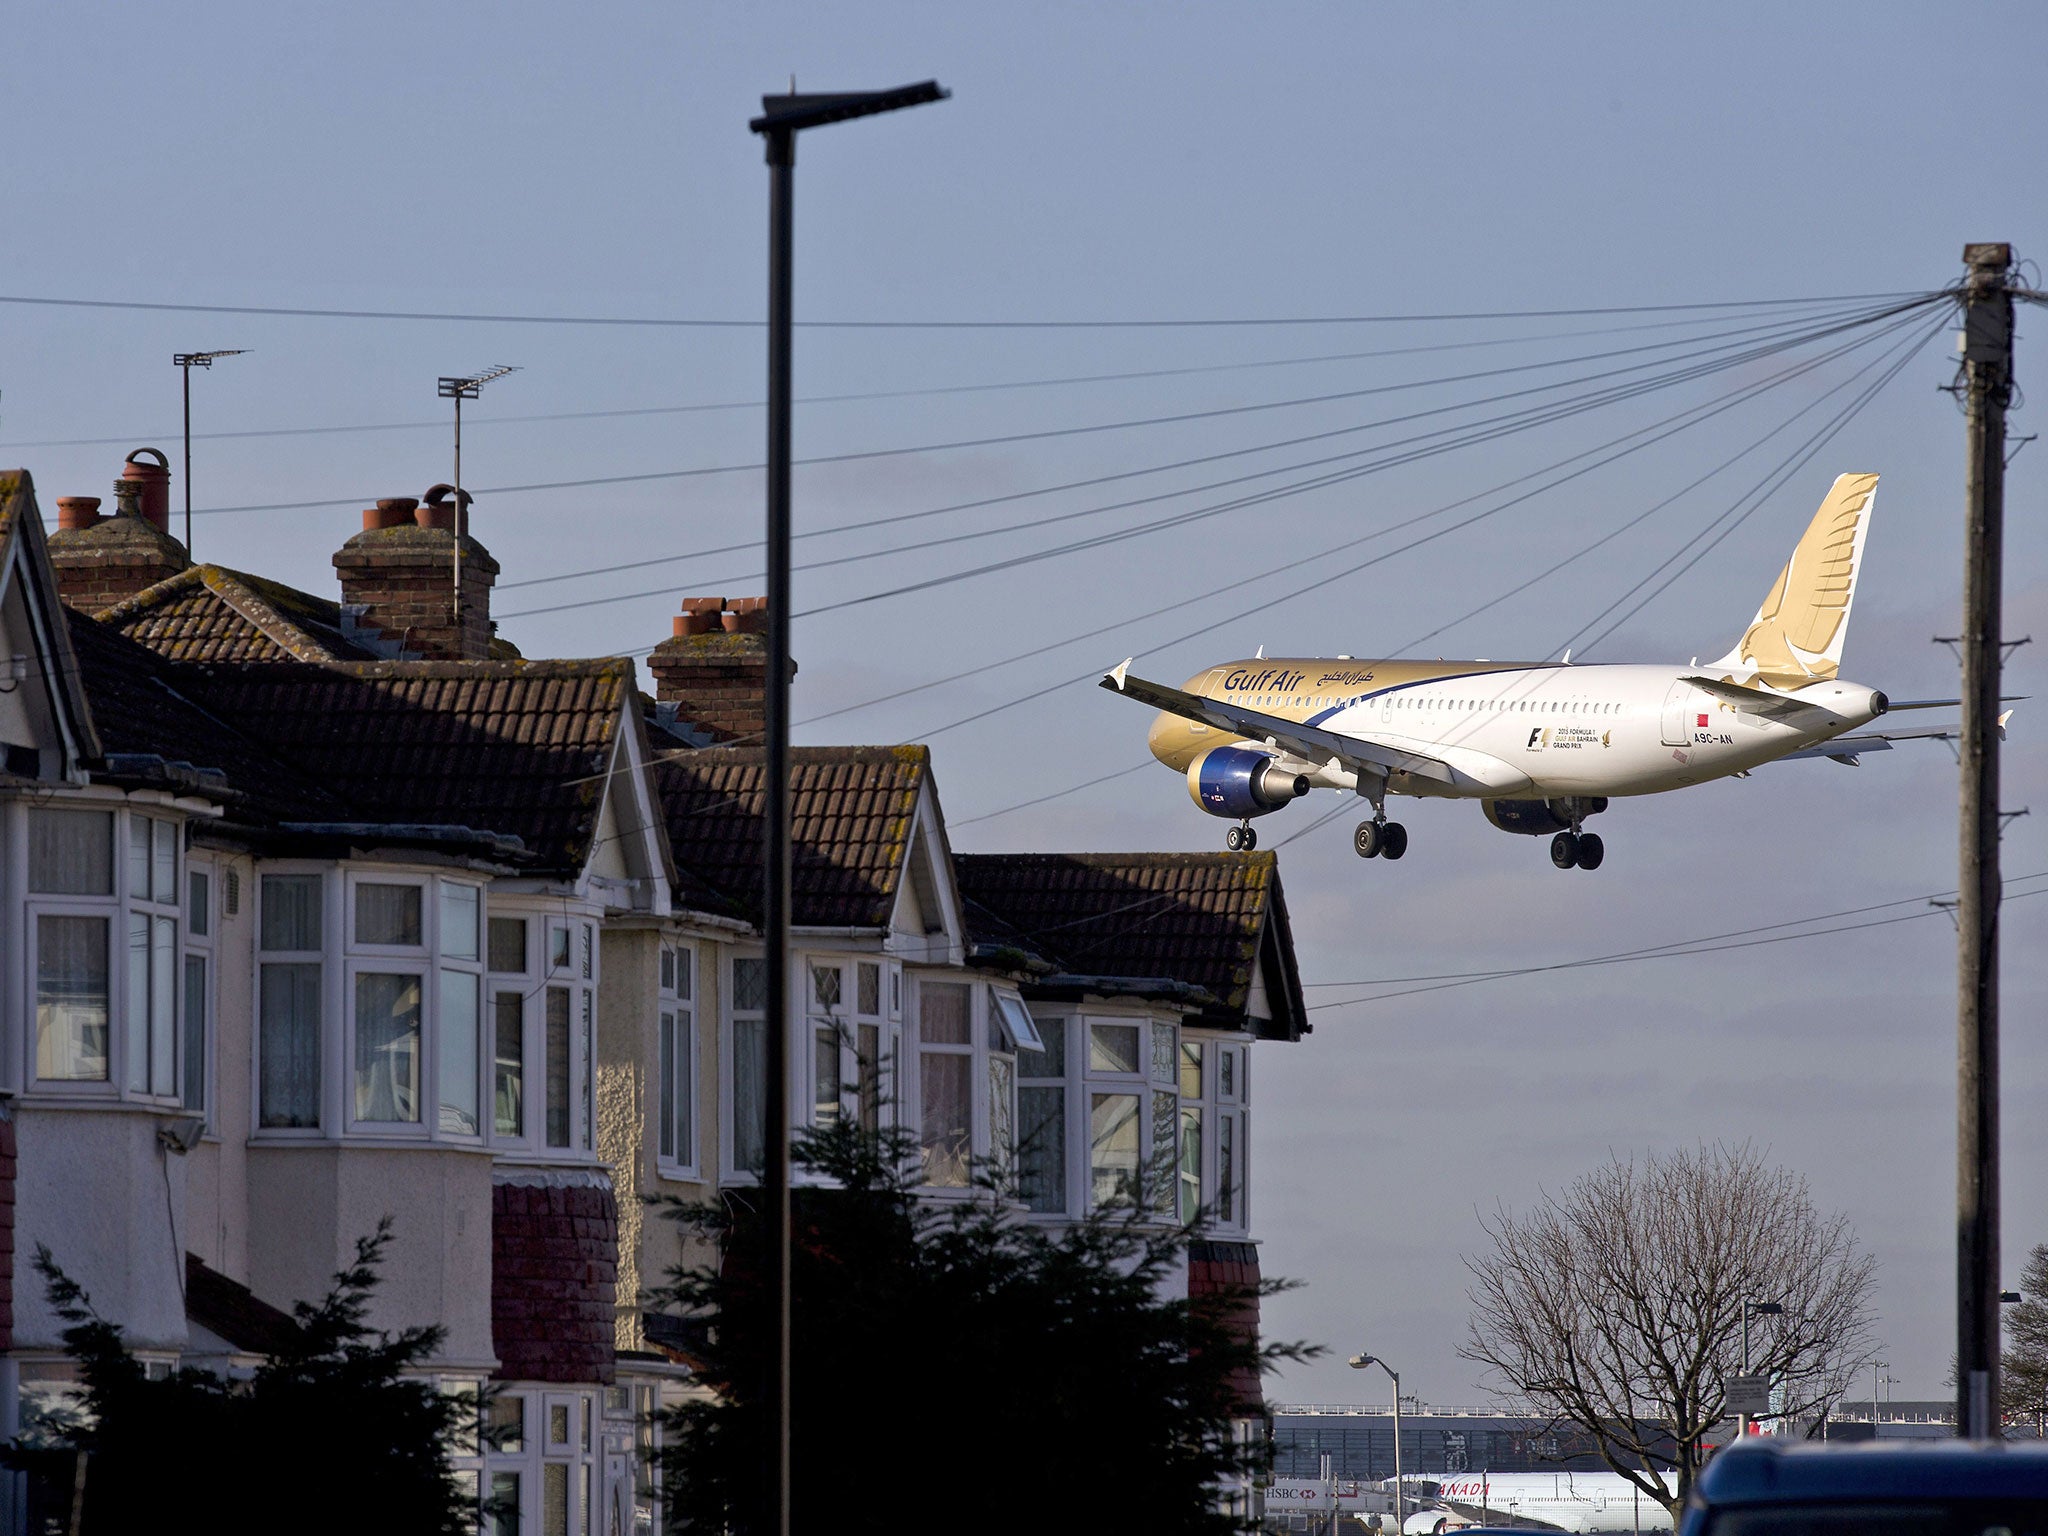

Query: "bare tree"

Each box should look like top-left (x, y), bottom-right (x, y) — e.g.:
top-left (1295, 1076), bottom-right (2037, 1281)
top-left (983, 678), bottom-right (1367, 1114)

top-left (2004, 1243), bottom-right (2048, 1434)
top-left (1460, 1143), bottom-right (1878, 1518)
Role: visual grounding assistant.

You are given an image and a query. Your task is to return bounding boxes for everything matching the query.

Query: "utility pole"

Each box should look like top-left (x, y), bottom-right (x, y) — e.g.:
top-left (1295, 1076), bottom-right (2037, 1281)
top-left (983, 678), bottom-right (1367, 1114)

top-left (1956, 240), bottom-right (2013, 1440)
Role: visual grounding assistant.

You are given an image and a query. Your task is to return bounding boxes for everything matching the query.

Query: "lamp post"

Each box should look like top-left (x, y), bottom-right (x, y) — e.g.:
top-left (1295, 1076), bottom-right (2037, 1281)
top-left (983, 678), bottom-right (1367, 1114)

top-left (746, 79), bottom-right (946, 1536)
top-left (1739, 1300), bottom-right (1782, 1437)
top-left (436, 367), bottom-right (519, 635)
top-left (1871, 1360), bottom-right (1889, 1420)
top-left (172, 349), bottom-right (247, 553)
top-left (1349, 1353), bottom-right (1402, 1531)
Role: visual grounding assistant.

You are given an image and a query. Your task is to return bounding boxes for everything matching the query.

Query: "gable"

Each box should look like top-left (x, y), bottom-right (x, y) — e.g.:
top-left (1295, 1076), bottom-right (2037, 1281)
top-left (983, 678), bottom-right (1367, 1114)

top-left (885, 778), bottom-right (964, 963)
top-left (0, 470), bottom-right (100, 779)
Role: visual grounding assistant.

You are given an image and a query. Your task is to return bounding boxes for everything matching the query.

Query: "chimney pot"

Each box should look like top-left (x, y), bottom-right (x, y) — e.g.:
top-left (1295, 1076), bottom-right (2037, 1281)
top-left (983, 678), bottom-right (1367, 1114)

top-left (363, 497), bottom-right (419, 531)
top-left (56, 496), bottom-right (103, 531)
top-left (418, 483), bottom-right (473, 534)
top-left (119, 447), bottom-right (173, 532)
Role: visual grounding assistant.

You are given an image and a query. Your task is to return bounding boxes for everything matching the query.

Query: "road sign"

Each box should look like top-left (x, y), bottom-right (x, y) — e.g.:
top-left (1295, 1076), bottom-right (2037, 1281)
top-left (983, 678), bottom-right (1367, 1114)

top-left (1725, 1374), bottom-right (1771, 1416)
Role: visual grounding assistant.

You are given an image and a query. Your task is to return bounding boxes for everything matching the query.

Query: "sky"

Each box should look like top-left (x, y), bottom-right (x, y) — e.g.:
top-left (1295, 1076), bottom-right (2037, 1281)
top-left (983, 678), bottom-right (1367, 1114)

top-left (6, 2), bottom-right (2048, 1410)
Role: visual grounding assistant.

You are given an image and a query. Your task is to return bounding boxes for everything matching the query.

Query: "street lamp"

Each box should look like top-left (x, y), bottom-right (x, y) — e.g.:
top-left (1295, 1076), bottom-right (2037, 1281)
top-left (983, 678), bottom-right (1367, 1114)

top-left (1349, 1353), bottom-right (1403, 1531)
top-left (1739, 1300), bottom-right (1783, 1437)
top-left (1871, 1360), bottom-right (1889, 1420)
top-left (172, 349), bottom-right (247, 553)
top-left (747, 79), bottom-right (946, 1536)
top-left (436, 366), bottom-right (520, 632)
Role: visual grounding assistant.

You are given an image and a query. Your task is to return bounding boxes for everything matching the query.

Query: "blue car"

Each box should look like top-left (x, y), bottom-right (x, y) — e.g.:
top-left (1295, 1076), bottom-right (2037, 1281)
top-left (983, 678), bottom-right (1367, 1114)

top-left (1682, 1438), bottom-right (2048, 1536)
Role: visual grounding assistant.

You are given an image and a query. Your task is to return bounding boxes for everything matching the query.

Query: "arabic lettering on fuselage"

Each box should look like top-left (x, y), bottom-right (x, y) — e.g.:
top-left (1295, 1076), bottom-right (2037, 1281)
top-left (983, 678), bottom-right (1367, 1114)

top-left (1220, 666), bottom-right (1375, 693)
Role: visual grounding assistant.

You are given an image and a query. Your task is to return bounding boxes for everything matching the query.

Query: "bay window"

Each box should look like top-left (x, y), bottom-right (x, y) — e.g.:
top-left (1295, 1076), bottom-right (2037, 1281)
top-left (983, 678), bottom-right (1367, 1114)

top-left (344, 874), bottom-right (484, 1138)
top-left (1087, 1021), bottom-right (1143, 1209)
top-left (489, 917), bottom-right (527, 1138)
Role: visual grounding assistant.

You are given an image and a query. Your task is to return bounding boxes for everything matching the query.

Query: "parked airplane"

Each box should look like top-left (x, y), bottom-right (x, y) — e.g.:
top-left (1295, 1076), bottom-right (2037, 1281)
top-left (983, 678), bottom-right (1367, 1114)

top-left (1104, 473), bottom-right (1998, 870)
top-left (1403, 1471), bottom-right (1677, 1534)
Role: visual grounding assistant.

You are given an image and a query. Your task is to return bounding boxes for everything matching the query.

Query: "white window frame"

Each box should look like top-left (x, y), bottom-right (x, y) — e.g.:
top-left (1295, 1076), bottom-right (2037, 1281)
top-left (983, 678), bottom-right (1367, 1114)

top-left (182, 854), bottom-right (215, 1128)
top-left (253, 862), bottom-right (329, 1135)
top-left (720, 949), bottom-right (768, 1182)
top-left (1016, 1011), bottom-right (1072, 1219)
top-left (909, 971), bottom-right (979, 1192)
top-left (656, 940), bottom-right (699, 1180)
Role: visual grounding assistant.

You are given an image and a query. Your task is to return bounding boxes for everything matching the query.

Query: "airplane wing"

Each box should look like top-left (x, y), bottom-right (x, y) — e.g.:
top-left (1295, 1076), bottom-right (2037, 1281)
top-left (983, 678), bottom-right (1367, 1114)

top-left (1100, 659), bottom-right (1459, 786)
top-left (1679, 675), bottom-right (1821, 721)
top-left (1776, 715), bottom-right (2009, 765)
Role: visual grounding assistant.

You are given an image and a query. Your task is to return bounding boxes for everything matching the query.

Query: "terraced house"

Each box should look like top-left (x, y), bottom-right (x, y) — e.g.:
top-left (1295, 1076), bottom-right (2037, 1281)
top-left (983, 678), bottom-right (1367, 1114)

top-left (0, 456), bottom-right (1309, 1535)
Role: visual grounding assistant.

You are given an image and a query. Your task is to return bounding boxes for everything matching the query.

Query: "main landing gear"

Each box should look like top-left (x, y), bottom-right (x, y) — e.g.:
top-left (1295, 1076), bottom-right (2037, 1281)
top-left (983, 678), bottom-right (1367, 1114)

top-left (1226, 822), bottom-right (1258, 852)
top-left (1549, 830), bottom-right (1605, 871)
top-left (1353, 817), bottom-right (1408, 861)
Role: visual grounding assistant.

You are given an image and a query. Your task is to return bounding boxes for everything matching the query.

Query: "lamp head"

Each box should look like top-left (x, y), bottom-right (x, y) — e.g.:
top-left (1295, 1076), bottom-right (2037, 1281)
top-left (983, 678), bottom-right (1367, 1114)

top-left (1348, 1353), bottom-right (1376, 1370)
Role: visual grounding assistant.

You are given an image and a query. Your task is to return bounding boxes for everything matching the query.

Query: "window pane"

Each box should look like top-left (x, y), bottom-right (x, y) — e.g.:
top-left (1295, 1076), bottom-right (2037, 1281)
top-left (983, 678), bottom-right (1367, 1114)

top-left (989, 1054), bottom-right (1015, 1180)
top-left (673, 1009), bottom-right (694, 1164)
top-left (489, 1393), bottom-right (525, 1453)
top-left (675, 946), bottom-right (693, 1003)
top-left (811, 964), bottom-right (840, 1010)
top-left (440, 884), bottom-right (480, 962)
top-left (919, 981), bottom-right (970, 1046)
top-left (658, 1012), bottom-right (675, 1159)
top-left (548, 924), bottom-right (570, 972)
top-left (581, 925), bottom-right (593, 980)
top-left (488, 916), bottom-right (527, 974)
top-left (127, 912), bottom-right (151, 1093)
top-left (356, 883), bottom-right (422, 946)
top-left (857, 961), bottom-right (880, 1016)
top-left (188, 868), bottom-right (210, 937)
top-left (659, 947), bottom-right (675, 993)
top-left (920, 1054), bottom-right (971, 1188)
top-left (130, 816), bottom-right (151, 899)
top-left (37, 914), bottom-right (109, 1080)
top-left (259, 962), bottom-right (321, 1127)
top-left (814, 1026), bottom-right (840, 1127)
top-left (152, 915), bottom-right (177, 1095)
top-left (438, 970), bottom-right (480, 1135)
top-left (489, 1472), bottom-right (520, 1536)
top-left (732, 957), bottom-right (767, 1012)
top-left (1090, 1093), bottom-right (1141, 1208)
top-left (993, 990), bottom-right (1042, 1052)
top-left (1219, 1046), bottom-right (1236, 1099)
top-left (1179, 1106), bottom-right (1204, 1223)
top-left (1150, 1023), bottom-right (1177, 1085)
top-left (1019, 1017), bottom-right (1065, 1080)
top-left (1018, 1086), bottom-right (1066, 1214)
top-left (183, 955), bottom-right (208, 1114)
top-left (580, 992), bottom-right (594, 1151)
top-left (261, 874), bottom-right (322, 952)
top-left (494, 993), bottom-right (524, 1137)
top-left (856, 1022), bottom-right (881, 1135)
top-left (1148, 1090), bottom-right (1178, 1213)
top-left (1218, 1113), bottom-right (1236, 1223)
top-left (545, 988), bottom-right (571, 1148)
top-left (29, 808), bottom-right (113, 895)
top-left (153, 820), bottom-right (177, 904)
top-left (1089, 1023), bottom-right (1140, 1075)
top-left (1180, 1040), bottom-right (1203, 1100)
top-left (353, 973), bottom-right (422, 1122)
top-left (543, 1462), bottom-right (568, 1536)
top-left (734, 1017), bottom-right (765, 1173)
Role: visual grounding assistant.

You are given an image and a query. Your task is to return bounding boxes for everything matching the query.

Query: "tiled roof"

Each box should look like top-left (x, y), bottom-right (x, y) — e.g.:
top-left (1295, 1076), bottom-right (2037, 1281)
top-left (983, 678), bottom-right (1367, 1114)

top-left (652, 745), bottom-right (928, 927)
top-left (98, 565), bottom-right (383, 663)
top-left (188, 660), bottom-right (632, 871)
top-left (952, 852), bottom-right (1304, 1035)
top-left (66, 609), bottom-right (345, 824)
top-left (185, 1254), bottom-right (296, 1358)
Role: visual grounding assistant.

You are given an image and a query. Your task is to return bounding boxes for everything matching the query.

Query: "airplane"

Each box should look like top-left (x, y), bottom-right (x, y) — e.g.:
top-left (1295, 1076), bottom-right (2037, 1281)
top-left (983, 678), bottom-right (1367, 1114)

top-left (1396, 1471), bottom-right (1677, 1534)
top-left (1103, 473), bottom-right (2005, 871)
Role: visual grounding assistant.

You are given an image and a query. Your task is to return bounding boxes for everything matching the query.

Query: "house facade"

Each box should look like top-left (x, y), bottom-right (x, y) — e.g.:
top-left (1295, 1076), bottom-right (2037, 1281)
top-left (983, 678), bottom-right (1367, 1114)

top-left (0, 460), bottom-right (1309, 1534)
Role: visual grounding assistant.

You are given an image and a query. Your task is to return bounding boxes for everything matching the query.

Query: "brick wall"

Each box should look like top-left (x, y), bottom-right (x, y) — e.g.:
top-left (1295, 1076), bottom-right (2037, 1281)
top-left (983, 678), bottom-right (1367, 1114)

top-left (47, 519), bottom-right (191, 612)
top-left (1188, 1238), bottom-right (1263, 1416)
top-left (647, 631), bottom-right (779, 745)
top-left (491, 1176), bottom-right (617, 1384)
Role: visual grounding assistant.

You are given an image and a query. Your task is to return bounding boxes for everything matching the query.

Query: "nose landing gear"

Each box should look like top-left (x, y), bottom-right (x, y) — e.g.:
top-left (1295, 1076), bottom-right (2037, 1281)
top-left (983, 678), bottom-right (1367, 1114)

top-left (1225, 822), bottom-right (1259, 852)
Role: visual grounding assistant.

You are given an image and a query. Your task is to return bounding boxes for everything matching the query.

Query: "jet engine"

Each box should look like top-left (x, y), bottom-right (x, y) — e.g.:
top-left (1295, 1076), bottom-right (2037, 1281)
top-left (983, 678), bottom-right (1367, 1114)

top-left (1482, 795), bottom-right (1609, 836)
top-left (1186, 748), bottom-right (1310, 819)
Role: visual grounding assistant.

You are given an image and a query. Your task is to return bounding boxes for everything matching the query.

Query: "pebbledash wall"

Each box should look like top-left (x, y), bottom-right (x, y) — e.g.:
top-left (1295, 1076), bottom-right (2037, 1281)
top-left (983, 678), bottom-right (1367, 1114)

top-left (0, 458), bottom-right (1311, 1535)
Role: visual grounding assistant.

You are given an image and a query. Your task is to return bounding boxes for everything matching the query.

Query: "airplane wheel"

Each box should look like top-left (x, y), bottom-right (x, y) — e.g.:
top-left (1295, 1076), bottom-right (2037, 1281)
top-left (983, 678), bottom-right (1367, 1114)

top-left (1241, 825), bottom-right (1258, 851)
top-left (1354, 820), bottom-right (1383, 859)
top-left (1380, 822), bottom-right (1408, 861)
top-left (1225, 825), bottom-right (1245, 851)
top-left (1550, 831), bottom-right (1580, 869)
top-left (1576, 832), bottom-right (1604, 870)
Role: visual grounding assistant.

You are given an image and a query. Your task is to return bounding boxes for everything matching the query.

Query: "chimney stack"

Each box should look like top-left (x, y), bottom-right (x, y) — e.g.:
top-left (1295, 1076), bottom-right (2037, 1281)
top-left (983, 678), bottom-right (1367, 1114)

top-left (647, 596), bottom-right (788, 745)
top-left (332, 485), bottom-right (499, 661)
top-left (46, 451), bottom-right (192, 611)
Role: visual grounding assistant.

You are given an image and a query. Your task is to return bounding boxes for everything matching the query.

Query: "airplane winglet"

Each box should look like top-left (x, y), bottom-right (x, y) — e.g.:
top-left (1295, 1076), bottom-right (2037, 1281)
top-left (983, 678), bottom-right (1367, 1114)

top-left (1104, 658), bottom-right (1133, 692)
top-left (1999, 708), bottom-right (2013, 739)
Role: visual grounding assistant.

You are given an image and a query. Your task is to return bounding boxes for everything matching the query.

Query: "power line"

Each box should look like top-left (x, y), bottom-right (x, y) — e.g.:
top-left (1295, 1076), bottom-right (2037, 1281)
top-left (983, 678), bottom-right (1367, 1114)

top-left (0, 288), bottom-right (1935, 331)
top-left (1, 308), bottom-right (1858, 452)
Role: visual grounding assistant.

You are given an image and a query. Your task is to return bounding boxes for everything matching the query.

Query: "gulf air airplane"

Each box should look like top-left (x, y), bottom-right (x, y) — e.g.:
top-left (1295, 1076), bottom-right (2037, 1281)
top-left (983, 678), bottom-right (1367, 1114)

top-left (1104, 474), bottom-right (1999, 871)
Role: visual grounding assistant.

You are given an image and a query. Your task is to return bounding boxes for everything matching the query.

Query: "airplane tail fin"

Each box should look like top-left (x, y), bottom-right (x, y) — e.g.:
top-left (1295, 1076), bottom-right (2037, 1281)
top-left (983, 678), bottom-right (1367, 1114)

top-left (1706, 472), bottom-right (1879, 689)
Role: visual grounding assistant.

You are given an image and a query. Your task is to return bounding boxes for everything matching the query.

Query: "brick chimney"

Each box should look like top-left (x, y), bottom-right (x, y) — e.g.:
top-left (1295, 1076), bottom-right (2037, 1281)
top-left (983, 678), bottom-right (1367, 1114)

top-left (46, 449), bottom-right (192, 611)
top-left (332, 485), bottom-right (499, 661)
top-left (647, 596), bottom-right (791, 745)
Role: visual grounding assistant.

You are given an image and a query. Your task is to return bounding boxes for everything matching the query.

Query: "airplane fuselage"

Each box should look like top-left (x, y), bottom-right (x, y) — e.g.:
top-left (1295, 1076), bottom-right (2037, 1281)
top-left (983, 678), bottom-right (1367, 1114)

top-left (1146, 657), bottom-right (1888, 802)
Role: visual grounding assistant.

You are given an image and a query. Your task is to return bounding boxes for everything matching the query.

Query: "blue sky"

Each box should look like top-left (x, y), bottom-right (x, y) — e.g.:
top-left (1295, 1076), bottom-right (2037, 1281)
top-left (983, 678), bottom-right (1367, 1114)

top-left (7, 2), bottom-right (2048, 1408)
